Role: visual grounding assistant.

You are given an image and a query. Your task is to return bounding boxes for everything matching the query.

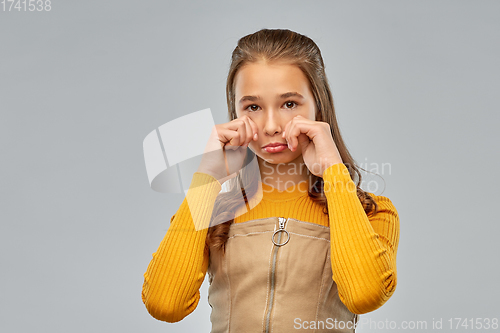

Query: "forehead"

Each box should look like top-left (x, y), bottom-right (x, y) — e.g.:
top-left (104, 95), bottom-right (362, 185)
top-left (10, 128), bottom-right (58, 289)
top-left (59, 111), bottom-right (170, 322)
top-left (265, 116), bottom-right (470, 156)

top-left (234, 61), bottom-right (312, 97)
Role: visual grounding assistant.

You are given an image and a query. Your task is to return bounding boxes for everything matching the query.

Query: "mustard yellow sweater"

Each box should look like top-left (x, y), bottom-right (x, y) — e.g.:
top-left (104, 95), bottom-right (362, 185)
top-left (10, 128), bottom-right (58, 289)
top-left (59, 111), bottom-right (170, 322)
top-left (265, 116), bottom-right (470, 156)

top-left (142, 163), bottom-right (400, 322)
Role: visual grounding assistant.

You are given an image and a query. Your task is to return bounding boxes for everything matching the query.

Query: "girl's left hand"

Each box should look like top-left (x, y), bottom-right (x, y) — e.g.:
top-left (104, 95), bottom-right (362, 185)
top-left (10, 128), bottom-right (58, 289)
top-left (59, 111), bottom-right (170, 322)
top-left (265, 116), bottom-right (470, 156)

top-left (283, 115), bottom-right (343, 177)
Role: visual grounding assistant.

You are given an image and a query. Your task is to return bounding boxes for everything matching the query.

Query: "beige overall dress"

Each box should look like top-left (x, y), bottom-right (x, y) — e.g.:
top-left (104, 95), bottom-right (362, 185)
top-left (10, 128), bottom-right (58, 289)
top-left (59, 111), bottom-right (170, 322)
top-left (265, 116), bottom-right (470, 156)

top-left (207, 217), bottom-right (359, 333)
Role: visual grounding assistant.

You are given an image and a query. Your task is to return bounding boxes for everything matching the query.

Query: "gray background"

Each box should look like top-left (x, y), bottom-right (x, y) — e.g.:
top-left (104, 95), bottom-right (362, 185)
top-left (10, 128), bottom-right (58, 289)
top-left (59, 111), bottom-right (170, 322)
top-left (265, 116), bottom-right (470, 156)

top-left (1, 0), bottom-right (499, 332)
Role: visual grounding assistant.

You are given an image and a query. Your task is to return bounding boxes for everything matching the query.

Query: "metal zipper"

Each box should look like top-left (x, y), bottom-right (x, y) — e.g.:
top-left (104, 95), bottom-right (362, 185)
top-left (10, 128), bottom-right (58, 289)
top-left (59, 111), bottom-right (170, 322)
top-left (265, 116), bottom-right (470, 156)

top-left (272, 217), bottom-right (290, 247)
top-left (264, 217), bottom-right (289, 333)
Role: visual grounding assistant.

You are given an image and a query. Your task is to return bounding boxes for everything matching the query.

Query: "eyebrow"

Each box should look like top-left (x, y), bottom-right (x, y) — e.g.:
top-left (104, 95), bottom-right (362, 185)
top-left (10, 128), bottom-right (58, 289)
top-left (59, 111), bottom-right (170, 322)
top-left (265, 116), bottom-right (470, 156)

top-left (238, 92), bottom-right (305, 105)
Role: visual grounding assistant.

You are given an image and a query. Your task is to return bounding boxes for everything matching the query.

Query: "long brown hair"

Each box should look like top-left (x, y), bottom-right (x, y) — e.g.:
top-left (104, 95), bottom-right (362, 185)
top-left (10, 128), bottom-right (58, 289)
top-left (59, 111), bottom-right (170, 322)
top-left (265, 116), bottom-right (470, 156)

top-left (205, 29), bottom-right (379, 254)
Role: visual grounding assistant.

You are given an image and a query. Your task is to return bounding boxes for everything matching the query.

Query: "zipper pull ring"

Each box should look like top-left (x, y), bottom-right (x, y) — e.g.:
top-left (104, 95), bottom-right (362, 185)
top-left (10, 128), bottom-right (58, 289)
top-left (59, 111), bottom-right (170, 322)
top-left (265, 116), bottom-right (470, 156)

top-left (272, 217), bottom-right (290, 246)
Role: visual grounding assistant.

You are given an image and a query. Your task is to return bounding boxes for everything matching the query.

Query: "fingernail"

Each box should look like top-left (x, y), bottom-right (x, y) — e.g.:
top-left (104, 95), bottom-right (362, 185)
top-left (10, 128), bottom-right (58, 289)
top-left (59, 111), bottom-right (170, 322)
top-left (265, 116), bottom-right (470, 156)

top-left (253, 133), bottom-right (258, 140)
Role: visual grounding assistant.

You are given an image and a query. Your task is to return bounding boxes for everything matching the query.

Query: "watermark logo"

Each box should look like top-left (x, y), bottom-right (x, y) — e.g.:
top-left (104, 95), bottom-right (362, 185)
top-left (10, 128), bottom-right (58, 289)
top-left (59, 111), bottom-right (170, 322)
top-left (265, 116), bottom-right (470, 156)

top-left (294, 317), bottom-right (357, 330)
top-left (142, 108), bottom-right (394, 229)
top-left (292, 316), bottom-right (499, 330)
top-left (143, 108), bottom-right (215, 194)
top-left (142, 108), bottom-right (262, 230)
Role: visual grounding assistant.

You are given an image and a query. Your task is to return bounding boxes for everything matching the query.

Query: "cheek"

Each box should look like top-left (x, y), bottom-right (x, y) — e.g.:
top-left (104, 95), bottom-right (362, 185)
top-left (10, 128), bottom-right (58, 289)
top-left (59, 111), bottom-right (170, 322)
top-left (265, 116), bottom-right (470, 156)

top-left (248, 140), bottom-right (260, 152)
top-left (304, 105), bottom-right (316, 120)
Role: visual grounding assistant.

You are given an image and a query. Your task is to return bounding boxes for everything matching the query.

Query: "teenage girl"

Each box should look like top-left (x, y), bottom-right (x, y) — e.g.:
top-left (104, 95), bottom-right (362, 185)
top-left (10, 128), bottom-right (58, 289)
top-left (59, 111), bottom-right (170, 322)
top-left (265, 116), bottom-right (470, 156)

top-left (142, 28), bottom-right (400, 333)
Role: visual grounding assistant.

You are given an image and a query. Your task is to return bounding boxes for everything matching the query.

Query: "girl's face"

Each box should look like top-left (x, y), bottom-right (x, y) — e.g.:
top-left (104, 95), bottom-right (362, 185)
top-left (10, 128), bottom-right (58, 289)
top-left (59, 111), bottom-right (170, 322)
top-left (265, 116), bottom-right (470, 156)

top-left (234, 61), bottom-right (317, 165)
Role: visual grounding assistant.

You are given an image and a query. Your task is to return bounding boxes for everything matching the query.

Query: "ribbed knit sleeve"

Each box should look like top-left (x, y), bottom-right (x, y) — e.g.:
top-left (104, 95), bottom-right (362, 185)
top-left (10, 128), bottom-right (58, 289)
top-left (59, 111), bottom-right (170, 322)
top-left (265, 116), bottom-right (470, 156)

top-left (141, 172), bottom-right (221, 322)
top-left (322, 162), bottom-right (400, 315)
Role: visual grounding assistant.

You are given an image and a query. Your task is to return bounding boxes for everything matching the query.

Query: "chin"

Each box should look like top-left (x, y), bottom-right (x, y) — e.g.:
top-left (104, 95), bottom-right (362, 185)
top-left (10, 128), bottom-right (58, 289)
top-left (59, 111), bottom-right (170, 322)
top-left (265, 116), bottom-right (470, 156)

top-left (258, 152), bottom-right (302, 165)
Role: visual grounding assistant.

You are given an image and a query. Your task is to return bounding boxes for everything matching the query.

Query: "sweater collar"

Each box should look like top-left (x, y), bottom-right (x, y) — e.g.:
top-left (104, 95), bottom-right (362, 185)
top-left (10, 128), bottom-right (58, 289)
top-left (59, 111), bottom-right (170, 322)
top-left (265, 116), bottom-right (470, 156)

top-left (259, 180), bottom-right (309, 202)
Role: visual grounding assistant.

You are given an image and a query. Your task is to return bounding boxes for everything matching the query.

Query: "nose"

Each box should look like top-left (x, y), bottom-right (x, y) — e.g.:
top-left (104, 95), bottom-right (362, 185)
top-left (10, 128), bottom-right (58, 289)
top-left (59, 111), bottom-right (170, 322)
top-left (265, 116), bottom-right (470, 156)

top-left (263, 109), bottom-right (282, 136)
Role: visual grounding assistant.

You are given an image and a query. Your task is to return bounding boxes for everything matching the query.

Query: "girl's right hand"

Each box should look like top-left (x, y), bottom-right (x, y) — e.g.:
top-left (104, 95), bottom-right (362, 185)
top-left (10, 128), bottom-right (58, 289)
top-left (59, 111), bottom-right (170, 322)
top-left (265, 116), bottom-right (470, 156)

top-left (197, 115), bottom-right (258, 184)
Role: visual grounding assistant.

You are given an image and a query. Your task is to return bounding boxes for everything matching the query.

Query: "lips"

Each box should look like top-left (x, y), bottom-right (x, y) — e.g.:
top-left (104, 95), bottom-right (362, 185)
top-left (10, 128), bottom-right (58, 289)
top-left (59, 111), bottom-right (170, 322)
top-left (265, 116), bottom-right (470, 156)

top-left (263, 142), bottom-right (287, 148)
top-left (262, 142), bottom-right (288, 153)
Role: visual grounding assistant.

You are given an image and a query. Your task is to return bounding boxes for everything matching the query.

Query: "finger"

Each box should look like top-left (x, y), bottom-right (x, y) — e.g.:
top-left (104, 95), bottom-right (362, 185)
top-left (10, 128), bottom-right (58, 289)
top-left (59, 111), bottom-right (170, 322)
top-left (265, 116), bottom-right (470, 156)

top-left (224, 119), bottom-right (247, 147)
top-left (234, 119), bottom-right (247, 147)
top-left (239, 115), bottom-right (258, 141)
top-left (282, 115), bottom-right (304, 140)
top-left (247, 116), bottom-right (259, 141)
top-left (297, 133), bottom-right (310, 152)
top-left (287, 118), bottom-right (315, 152)
top-left (284, 117), bottom-right (297, 151)
top-left (240, 117), bottom-right (253, 146)
top-left (283, 118), bottom-right (293, 144)
top-left (218, 127), bottom-right (242, 149)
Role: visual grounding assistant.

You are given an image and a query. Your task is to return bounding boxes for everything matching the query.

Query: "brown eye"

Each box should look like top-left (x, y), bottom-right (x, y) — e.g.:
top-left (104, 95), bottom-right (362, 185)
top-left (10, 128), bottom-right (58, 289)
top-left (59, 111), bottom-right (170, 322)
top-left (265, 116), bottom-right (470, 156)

top-left (247, 104), bottom-right (260, 112)
top-left (284, 101), bottom-right (297, 109)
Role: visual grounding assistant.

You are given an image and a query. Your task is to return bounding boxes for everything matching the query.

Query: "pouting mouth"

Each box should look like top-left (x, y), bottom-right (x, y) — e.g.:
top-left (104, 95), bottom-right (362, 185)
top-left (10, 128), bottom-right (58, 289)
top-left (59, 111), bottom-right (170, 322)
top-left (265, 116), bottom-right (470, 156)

top-left (262, 142), bottom-right (287, 148)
